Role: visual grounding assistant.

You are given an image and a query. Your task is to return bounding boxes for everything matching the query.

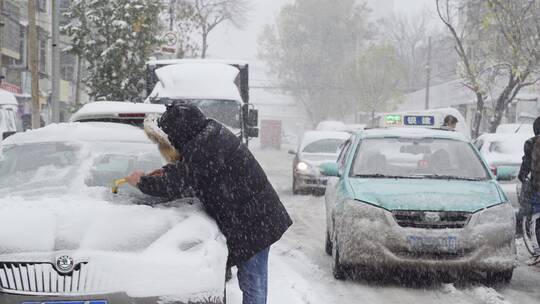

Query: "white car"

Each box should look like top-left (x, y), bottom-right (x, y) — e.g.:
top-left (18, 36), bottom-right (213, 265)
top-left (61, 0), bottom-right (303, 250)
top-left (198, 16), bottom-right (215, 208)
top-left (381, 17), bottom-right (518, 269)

top-left (0, 89), bottom-right (19, 140)
top-left (495, 123), bottom-right (533, 134)
top-left (290, 130), bottom-right (350, 194)
top-left (474, 133), bottom-right (532, 209)
top-left (0, 122), bottom-right (227, 303)
top-left (70, 101), bottom-right (166, 127)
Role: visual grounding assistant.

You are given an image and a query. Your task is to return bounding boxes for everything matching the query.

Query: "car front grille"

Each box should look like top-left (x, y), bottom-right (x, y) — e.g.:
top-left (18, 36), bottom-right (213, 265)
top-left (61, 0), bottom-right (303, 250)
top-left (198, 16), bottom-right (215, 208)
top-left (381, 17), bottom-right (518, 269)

top-left (392, 211), bottom-right (471, 229)
top-left (0, 262), bottom-right (108, 295)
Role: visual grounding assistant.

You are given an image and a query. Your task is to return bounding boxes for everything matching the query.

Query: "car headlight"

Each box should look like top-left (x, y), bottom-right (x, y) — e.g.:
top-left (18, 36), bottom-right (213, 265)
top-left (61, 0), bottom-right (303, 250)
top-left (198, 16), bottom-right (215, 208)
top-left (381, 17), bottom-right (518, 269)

top-left (297, 161), bottom-right (309, 171)
top-left (474, 203), bottom-right (515, 226)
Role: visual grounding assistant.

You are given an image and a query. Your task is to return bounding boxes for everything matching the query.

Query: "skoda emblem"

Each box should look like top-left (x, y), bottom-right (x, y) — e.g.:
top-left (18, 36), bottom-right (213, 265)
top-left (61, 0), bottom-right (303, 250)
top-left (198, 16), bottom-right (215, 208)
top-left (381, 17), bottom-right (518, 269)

top-left (55, 255), bottom-right (74, 274)
top-left (424, 212), bottom-right (441, 223)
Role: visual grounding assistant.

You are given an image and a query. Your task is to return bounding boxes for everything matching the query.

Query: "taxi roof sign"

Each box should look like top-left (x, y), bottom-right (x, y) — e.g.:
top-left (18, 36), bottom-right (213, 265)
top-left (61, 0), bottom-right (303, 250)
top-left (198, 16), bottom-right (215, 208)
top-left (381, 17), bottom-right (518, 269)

top-left (385, 114), bottom-right (402, 125)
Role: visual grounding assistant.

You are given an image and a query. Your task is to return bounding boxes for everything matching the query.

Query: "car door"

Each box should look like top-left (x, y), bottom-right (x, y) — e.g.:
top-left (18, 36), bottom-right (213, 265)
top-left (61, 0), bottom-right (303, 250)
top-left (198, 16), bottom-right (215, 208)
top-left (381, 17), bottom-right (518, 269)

top-left (325, 139), bottom-right (352, 232)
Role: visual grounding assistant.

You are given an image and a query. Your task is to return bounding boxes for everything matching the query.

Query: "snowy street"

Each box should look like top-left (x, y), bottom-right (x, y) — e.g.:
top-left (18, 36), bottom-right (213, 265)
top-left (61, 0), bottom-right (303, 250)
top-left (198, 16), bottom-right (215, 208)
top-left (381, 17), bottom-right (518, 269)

top-left (226, 147), bottom-right (540, 304)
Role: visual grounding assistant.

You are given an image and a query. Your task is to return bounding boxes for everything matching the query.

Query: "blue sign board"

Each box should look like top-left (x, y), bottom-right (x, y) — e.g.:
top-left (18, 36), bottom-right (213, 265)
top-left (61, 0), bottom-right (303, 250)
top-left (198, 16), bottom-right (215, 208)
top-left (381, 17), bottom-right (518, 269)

top-left (404, 115), bottom-right (435, 126)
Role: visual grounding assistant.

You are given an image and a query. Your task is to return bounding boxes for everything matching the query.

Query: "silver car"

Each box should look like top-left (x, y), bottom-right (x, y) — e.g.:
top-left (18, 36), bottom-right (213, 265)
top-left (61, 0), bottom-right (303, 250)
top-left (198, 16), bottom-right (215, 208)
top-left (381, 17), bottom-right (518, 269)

top-left (0, 122), bottom-right (227, 304)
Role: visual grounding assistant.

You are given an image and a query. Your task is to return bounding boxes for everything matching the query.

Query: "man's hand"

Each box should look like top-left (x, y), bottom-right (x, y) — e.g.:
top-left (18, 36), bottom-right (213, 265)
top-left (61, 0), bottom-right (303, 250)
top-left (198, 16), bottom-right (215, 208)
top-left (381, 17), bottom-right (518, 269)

top-left (126, 171), bottom-right (146, 187)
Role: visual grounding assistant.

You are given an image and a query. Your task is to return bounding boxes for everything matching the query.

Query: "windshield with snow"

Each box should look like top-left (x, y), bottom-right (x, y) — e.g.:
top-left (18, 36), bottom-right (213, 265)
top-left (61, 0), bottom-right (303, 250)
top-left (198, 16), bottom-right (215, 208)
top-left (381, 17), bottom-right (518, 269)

top-left (352, 138), bottom-right (490, 180)
top-left (0, 141), bottom-right (164, 194)
top-left (154, 98), bottom-right (241, 129)
top-left (302, 139), bottom-right (346, 154)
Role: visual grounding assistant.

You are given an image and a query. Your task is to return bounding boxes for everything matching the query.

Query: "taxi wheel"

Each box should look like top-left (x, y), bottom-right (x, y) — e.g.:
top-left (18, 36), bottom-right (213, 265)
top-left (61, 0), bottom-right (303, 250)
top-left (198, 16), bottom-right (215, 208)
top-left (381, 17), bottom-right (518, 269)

top-left (325, 230), bottom-right (333, 256)
top-left (332, 240), bottom-right (347, 280)
top-left (486, 269), bottom-right (513, 286)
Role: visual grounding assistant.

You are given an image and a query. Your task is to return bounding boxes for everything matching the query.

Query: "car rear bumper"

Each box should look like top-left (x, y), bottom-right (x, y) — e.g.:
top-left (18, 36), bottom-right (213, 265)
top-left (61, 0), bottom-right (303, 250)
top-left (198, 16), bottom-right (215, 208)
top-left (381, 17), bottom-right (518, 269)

top-left (0, 292), bottom-right (224, 304)
top-left (335, 205), bottom-right (517, 272)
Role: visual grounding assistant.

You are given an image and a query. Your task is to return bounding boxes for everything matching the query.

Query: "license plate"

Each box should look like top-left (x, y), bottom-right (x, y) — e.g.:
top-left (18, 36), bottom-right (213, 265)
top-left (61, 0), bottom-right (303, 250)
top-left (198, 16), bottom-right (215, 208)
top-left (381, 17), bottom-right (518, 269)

top-left (22, 301), bottom-right (107, 304)
top-left (407, 235), bottom-right (458, 252)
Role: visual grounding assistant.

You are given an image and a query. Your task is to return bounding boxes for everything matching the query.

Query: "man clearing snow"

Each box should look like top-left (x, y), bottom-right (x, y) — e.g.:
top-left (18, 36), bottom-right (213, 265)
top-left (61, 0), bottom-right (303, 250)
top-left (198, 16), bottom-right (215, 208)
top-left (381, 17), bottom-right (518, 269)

top-left (126, 102), bottom-right (293, 304)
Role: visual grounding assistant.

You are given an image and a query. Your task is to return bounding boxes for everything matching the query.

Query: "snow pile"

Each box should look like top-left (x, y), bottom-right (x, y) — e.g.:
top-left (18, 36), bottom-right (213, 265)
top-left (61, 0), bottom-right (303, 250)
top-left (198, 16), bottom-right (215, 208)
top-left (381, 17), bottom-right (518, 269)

top-left (148, 62), bottom-right (242, 101)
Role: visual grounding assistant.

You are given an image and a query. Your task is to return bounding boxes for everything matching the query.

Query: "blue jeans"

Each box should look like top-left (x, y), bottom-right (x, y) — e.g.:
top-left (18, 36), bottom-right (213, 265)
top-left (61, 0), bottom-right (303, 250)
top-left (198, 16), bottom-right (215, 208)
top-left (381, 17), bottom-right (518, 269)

top-left (237, 247), bottom-right (269, 304)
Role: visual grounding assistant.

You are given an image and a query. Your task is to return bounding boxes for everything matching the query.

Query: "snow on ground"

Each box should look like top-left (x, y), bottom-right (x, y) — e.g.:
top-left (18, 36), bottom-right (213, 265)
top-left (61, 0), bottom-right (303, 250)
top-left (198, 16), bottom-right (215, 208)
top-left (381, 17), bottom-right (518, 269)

top-left (226, 146), bottom-right (540, 304)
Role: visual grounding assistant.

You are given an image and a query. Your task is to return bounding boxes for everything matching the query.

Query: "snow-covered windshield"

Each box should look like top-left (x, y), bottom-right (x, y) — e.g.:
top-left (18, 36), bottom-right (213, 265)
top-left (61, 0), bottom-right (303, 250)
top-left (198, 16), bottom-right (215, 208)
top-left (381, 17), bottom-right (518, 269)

top-left (0, 141), bottom-right (164, 194)
top-left (351, 138), bottom-right (490, 180)
top-left (488, 140), bottom-right (523, 155)
top-left (154, 98), bottom-right (241, 129)
top-left (302, 138), bottom-right (346, 154)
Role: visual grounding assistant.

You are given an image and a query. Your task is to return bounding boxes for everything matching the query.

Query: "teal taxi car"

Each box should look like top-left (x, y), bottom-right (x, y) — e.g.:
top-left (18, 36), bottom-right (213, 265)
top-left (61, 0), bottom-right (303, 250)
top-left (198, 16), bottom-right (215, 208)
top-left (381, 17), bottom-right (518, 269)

top-left (322, 127), bottom-right (516, 284)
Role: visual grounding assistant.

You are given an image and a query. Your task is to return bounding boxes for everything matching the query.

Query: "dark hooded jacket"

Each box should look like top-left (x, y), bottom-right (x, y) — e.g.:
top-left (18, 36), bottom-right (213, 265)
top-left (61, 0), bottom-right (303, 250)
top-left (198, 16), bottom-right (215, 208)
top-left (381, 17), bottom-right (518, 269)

top-left (137, 104), bottom-right (292, 265)
top-left (518, 117), bottom-right (540, 185)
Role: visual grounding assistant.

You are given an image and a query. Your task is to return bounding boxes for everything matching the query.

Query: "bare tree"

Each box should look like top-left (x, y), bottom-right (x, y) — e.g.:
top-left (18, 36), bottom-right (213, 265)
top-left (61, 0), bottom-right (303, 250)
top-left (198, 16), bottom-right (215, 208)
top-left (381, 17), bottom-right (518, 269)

top-left (378, 12), bottom-right (428, 92)
top-left (436, 0), bottom-right (540, 138)
top-left (177, 0), bottom-right (250, 58)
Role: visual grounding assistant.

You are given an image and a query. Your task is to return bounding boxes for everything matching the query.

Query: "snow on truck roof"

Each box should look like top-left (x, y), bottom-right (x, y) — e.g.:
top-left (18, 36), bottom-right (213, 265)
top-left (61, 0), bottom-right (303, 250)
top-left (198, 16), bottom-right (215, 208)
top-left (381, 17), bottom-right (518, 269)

top-left (147, 62), bottom-right (242, 102)
top-left (3, 122), bottom-right (152, 146)
top-left (70, 101), bottom-right (165, 121)
top-left (357, 127), bottom-right (469, 141)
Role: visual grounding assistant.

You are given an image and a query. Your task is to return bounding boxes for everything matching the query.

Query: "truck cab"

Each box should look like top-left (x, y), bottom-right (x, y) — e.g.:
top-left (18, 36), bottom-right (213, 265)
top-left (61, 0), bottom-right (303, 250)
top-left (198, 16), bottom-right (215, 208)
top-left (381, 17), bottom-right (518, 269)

top-left (0, 89), bottom-right (19, 141)
top-left (145, 59), bottom-right (258, 144)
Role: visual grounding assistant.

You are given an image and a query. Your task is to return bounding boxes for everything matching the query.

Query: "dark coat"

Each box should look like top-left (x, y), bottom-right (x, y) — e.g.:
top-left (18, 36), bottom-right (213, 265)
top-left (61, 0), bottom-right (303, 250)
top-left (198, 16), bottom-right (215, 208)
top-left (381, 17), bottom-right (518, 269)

top-left (137, 120), bottom-right (292, 265)
top-left (518, 136), bottom-right (537, 183)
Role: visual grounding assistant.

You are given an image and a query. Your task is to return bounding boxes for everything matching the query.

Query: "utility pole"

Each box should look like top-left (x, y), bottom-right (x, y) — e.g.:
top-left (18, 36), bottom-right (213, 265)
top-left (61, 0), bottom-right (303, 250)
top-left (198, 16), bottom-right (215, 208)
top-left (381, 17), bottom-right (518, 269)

top-left (28, 0), bottom-right (40, 129)
top-left (0, 0), bottom-right (4, 85)
top-left (169, 0), bottom-right (176, 31)
top-left (424, 36), bottom-right (432, 110)
top-left (51, 0), bottom-right (60, 123)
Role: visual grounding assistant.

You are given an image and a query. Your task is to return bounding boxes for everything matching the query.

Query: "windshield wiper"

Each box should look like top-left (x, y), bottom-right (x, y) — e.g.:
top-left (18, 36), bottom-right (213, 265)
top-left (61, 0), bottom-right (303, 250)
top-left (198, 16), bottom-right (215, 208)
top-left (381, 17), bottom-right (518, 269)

top-left (413, 174), bottom-right (482, 181)
top-left (354, 174), bottom-right (419, 179)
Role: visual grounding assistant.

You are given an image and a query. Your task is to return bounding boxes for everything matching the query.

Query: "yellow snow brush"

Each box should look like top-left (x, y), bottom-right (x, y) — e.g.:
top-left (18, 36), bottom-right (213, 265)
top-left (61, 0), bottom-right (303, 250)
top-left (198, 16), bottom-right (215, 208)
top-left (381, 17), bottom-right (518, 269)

top-left (112, 178), bottom-right (127, 194)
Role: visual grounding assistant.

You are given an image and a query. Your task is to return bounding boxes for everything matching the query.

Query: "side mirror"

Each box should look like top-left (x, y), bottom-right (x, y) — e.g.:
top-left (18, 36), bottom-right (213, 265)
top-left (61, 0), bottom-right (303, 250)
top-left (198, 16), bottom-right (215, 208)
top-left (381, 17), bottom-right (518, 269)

top-left (496, 166), bottom-right (519, 181)
top-left (248, 109), bottom-right (258, 127)
top-left (320, 162), bottom-right (339, 177)
top-left (288, 150), bottom-right (297, 155)
top-left (242, 104), bottom-right (258, 127)
top-left (246, 127), bottom-right (259, 138)
top-left (2, 131), bottom-right (16, 140)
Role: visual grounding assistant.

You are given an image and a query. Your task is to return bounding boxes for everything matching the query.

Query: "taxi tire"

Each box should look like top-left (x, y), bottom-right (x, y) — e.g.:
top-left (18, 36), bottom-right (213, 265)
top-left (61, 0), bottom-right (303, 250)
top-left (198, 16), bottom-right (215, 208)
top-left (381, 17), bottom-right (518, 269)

top-left (332, 240), bottom-right (347, 280)
top-left (486, 269), bottom-right (513, 286)
top-left (325, 231), bottom-right (333, 256)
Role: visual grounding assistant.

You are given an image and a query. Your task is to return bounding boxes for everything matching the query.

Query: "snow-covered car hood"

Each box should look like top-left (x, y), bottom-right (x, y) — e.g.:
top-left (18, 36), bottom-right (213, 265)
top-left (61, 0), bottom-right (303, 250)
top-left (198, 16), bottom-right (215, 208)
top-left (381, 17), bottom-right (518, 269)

top-left (349, 178), bottom-right (505, 213)
top-left (0, 194), bottom-right (228, 300)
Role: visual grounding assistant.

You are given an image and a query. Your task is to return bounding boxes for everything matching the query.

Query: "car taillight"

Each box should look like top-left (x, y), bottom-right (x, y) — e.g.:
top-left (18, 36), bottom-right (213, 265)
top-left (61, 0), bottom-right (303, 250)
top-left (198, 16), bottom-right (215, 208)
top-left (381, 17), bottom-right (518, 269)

top-left (118, 113), bottom-right (146, 118)
top-left (491, 167), bottom-right (497, 176)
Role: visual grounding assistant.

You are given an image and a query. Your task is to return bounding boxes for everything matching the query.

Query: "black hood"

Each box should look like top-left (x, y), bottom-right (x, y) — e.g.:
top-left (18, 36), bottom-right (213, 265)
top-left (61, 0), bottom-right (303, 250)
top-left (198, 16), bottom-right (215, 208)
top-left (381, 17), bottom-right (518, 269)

top-left (158, 102), bottom-right (208, 150)
top-left (534, 117), bottom-right (540, 135)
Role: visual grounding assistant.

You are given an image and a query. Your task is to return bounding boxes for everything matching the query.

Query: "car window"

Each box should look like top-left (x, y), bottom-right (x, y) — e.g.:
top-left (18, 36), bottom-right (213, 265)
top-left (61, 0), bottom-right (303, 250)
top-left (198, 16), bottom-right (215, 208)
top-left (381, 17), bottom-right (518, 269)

top-left (337, 140), bottom-right (351, 171)
top-left (351, 137), bottom-right (490, 180)
top-left (302, 138), bottom-right (346, 154)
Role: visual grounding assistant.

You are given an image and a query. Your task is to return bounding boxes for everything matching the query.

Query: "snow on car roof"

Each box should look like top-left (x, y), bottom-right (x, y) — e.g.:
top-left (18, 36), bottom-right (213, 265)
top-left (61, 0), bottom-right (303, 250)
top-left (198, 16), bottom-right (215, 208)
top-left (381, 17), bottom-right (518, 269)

top-left (358, 127), bottom-right (468, 141)
top-left (0, 89), bottom-right (18, 105)
top-left (70, 101), bottom-right (165, 121)
top-left (315, 120), bottom-right (348, 131)
top-left (3, 122), bottom-right (152, 145)
top-left (147, 62), bottom-right (242, 101)
top-left (300, 130), bottom-right (351, 148)
top-left (495, 123), bottom-right (534, 134)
